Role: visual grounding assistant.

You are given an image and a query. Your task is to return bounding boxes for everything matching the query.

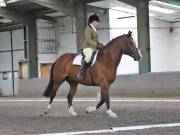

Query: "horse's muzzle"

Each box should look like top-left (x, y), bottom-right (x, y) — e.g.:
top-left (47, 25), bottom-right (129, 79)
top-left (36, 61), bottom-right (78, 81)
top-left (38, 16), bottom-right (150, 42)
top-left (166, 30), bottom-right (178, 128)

top-left (133, 48), bottom-right (142, 61)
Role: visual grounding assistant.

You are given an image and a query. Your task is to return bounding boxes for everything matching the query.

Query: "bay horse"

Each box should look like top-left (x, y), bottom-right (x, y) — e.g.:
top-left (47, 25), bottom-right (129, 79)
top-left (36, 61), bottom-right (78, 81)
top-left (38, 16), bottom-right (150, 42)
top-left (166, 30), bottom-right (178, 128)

top-left (43, 31), bottom-right (141, 117)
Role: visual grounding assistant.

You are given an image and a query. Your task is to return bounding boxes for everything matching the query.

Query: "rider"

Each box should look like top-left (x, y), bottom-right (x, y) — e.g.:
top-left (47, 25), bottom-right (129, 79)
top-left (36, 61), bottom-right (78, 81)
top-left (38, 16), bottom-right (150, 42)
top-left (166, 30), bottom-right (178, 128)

top-left (77, 14), bottom-right (104, 79)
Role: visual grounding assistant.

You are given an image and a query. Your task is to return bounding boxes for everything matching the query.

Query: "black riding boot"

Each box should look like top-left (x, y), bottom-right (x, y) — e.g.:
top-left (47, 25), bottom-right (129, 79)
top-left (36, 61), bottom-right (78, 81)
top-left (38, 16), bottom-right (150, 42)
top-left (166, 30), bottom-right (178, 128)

top-left (77, 59), bottom-right (87, 79)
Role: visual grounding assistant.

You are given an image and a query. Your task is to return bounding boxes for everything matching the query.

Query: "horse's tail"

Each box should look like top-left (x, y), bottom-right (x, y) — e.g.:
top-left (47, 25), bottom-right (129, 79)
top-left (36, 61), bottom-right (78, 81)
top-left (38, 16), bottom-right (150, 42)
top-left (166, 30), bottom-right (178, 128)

top-left (43, 62), bottom-right (56, 97)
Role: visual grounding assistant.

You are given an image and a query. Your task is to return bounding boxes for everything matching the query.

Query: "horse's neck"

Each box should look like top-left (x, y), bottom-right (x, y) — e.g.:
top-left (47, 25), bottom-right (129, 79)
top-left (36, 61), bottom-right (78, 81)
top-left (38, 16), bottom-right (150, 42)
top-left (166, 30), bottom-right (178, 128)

top-left (100, 38), bottom-right (124, 72)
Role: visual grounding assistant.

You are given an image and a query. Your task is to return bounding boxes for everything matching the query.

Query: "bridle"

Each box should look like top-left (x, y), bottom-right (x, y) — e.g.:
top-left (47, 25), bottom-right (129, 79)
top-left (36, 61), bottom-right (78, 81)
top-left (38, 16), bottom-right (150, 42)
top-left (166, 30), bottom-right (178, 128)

top-left (122, 35), bottom-right (142, 58)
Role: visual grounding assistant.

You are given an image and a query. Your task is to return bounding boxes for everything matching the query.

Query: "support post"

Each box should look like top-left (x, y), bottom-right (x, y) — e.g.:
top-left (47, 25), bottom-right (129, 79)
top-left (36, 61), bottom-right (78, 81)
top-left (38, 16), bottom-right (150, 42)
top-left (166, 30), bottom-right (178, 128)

top-left (75, 2), bottom-right (86, 52)
top-left (136, 0), bottom-right (151, 74)
top-left (26, 19), bottom-right (38, 78)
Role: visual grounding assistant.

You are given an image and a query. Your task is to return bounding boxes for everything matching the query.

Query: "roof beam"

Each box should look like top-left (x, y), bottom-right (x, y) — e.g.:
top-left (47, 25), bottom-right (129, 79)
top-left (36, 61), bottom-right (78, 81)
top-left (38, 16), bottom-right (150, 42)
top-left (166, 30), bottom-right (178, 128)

top-left (158, 0), bottom-right (180, 6)
top-left (33, 9), bottom-right (55, 16)
top-left (118, 0), bottom-right (137, 7)
top-left (0, 24), bottom-right (24, 32)
top-left (0, 7), bottom-right (34, 25)
top-left (29, 0), bottom-right (76, 16)
top-left (5, 0), bottom-right (24, 3)
top-left (86, 5), bottom-right (107, 14)
top-left (37, 15), bottom-right (57, 22)
top-left (85, 0), bottom-right (105, 3)
top-left (84, 0), bottom-right (137, 7)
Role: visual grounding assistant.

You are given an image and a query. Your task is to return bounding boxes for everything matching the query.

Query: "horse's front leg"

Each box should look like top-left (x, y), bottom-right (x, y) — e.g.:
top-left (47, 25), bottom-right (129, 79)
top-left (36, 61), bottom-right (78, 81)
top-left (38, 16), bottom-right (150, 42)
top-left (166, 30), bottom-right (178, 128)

top-left (104, 91), bottom-right (117, 118)
top-left (101, 83), bottom-right (117, 118)
top-left (86, 91), bottom-right (106, 113)
top-left (86, 82), bottom-right (117, 117)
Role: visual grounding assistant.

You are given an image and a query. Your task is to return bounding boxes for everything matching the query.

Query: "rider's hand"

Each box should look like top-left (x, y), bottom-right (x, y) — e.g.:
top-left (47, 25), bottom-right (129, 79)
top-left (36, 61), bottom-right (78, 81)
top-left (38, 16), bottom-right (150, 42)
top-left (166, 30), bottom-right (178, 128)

top-left (97, 43), bottom-right (104, 50)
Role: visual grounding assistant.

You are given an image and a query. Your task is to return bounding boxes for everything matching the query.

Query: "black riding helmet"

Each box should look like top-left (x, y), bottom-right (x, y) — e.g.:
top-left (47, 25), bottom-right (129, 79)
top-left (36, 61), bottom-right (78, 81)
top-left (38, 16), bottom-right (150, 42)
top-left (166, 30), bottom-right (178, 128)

top-left (88, 14), bottom-right (100, 24)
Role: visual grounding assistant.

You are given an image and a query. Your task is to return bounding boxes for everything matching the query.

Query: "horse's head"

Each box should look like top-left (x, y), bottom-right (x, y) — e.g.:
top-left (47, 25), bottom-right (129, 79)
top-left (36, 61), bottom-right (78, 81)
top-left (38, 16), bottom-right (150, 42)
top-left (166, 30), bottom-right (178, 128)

top-left (122, 31), bottom-right (142, 61)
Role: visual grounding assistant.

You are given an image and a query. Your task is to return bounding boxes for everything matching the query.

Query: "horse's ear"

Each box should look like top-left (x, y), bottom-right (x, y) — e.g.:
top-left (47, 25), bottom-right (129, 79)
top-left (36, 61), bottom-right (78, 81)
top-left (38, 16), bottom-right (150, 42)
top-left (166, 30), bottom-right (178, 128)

top-left (127, 30), bottom-right (132, 37)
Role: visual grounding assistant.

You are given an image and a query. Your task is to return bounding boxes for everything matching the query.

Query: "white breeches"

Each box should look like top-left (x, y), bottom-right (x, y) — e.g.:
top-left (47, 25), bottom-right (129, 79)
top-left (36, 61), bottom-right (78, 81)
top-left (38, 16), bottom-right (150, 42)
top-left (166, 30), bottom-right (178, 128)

top-left (82, 48), bottom-right (94, 63)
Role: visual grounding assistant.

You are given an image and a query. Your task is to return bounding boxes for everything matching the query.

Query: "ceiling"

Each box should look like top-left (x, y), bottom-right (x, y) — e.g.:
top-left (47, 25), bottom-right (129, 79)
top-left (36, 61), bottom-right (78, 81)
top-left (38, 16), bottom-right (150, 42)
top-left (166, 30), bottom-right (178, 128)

top-left (0, 0), bottom-right (180, 26)
top-left (89, 0), bottom-right (180, 22)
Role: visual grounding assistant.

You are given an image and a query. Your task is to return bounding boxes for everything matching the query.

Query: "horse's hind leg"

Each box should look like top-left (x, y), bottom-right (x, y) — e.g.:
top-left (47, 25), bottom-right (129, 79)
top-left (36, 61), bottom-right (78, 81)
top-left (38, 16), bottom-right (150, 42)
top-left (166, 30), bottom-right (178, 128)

top-left (67, 81), bottom-right (78, 116)
top-left (44, 79), bottom-right (64, 114)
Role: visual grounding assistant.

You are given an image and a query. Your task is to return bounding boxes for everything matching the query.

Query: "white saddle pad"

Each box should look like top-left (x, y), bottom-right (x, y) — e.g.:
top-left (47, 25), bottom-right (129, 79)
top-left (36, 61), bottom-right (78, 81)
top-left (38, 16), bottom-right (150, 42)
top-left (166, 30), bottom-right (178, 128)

top-left (73, 51), bottom-right (98, 66)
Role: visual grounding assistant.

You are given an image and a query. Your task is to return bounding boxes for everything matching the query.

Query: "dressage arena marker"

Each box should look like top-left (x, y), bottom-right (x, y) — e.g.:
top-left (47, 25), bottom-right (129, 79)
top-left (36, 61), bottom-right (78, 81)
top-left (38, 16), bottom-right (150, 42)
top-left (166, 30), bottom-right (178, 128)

top-left (1, 99), bottom-right (180, 102)
top-left (40, 122), bottom-right (180, 135)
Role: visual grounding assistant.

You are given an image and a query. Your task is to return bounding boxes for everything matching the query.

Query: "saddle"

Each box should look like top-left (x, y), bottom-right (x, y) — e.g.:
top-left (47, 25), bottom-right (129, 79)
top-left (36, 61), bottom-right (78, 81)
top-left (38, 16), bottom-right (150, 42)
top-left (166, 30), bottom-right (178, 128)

top-left (72, 50), bottom-right (98, 66)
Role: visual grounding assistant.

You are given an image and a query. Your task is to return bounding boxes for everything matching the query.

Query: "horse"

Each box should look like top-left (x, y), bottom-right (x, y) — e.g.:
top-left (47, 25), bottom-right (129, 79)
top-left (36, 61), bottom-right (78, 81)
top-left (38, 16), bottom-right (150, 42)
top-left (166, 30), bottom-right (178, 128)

top-left (43, 31), bottom-right (142, 118)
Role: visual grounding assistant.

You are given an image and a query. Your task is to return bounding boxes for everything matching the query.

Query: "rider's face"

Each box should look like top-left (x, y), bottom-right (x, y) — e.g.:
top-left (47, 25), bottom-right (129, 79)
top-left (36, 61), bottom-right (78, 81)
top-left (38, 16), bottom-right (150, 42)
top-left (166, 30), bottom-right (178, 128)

top-left (92, 21), bottom-right (98, 28)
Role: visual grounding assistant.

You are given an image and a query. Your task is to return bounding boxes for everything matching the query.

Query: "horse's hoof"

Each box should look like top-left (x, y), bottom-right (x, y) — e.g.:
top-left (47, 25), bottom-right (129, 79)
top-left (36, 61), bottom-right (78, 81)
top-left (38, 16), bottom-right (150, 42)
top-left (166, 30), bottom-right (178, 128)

top-left (69, 111), bottom-right (78, 116)
top-left (69, 106), bottom-right (78, 116)
top-left (86, 106), bottom-right (97, 113)
top-left (107, 109), bottom-right (118, 118)
top-left (69, 112), bottom-right (78, 116)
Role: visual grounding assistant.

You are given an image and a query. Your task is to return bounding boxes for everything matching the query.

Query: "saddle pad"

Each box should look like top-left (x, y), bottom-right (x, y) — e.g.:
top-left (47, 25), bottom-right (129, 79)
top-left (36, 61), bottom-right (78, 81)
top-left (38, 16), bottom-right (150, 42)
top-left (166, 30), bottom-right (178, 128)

top-left (72, 51), bottom-right (98, 66)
